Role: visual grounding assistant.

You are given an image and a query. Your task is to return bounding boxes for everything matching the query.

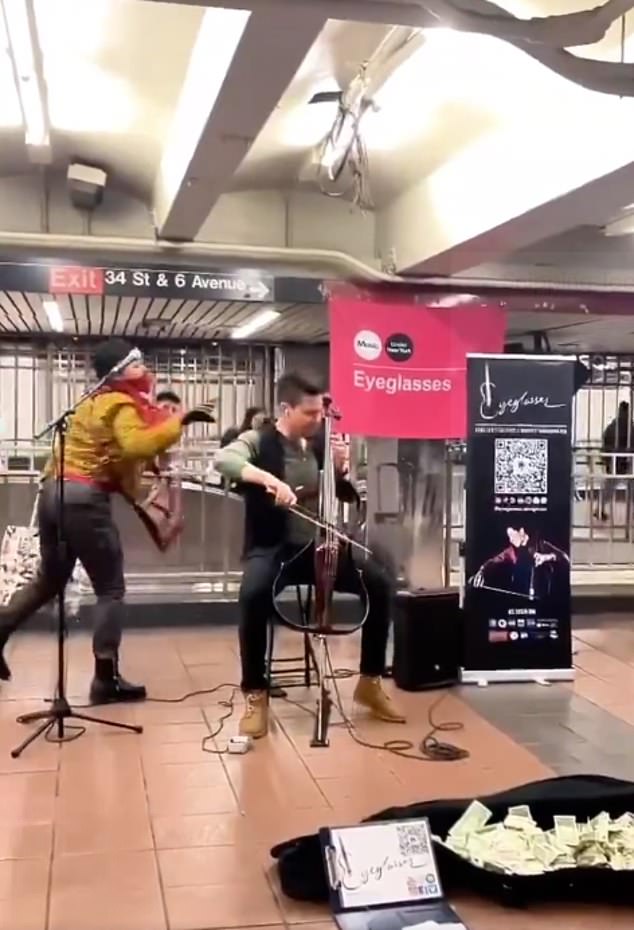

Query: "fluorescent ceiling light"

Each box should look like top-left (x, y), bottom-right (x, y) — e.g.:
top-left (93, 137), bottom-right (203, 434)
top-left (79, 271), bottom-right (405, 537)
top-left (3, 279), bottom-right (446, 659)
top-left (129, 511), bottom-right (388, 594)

top-left (42, 299), bottom-right (63, 332)
top-left (0, 12), bottom-right (22, 127)
top-left (231, 308), bottom-right (280, 339)
top-left (1, 0), bottom-right (49, 148)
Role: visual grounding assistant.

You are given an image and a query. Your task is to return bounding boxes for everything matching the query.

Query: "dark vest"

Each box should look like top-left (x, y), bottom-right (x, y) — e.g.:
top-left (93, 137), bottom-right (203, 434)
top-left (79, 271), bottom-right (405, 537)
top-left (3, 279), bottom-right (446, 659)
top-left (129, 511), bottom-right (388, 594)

top-left (241, 426), bottom-right (315, 552)
top-left (241, 425), bottom-right (359, 554)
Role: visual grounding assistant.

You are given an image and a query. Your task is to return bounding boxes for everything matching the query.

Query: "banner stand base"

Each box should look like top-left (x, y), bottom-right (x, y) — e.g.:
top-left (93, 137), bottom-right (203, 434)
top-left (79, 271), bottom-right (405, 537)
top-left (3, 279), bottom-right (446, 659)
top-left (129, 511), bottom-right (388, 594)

top-left (460, 667), bottom-right (575, 686)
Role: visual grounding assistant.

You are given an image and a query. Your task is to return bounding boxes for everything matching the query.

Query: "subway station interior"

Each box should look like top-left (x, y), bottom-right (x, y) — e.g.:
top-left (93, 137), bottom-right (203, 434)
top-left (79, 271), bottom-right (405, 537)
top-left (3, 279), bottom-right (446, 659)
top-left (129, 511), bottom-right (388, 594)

top-left (4, 2), bottom-right (634, 929)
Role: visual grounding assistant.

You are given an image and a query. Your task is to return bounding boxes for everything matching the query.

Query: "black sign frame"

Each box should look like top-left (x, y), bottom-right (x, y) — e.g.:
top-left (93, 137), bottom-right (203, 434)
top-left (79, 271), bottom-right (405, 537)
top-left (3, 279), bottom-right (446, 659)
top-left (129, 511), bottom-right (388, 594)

top-left (462, 353), bottom-right (575, 683)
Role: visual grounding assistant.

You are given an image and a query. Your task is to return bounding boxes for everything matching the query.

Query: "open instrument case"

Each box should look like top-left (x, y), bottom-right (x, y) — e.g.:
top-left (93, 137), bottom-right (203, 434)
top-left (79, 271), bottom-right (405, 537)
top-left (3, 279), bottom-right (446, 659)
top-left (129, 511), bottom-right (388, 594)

top-left (272, 775), bottom-right (634, 909)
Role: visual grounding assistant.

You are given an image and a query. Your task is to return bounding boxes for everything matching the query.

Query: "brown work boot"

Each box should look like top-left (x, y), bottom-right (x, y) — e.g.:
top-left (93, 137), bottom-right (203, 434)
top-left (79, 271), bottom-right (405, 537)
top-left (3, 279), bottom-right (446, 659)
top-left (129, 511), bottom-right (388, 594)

top-left (353, 676), bottom-right (406, 723)
top-left (239, 691), bottom-right (269, 739)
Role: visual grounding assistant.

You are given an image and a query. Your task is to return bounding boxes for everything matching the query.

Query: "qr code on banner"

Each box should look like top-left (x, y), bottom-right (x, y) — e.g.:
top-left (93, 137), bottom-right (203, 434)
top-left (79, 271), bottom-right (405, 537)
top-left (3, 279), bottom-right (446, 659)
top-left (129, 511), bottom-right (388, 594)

top-left (397, 823), bottom-right (430, 857)
top-left (494, 438), bottom-right (548, 496)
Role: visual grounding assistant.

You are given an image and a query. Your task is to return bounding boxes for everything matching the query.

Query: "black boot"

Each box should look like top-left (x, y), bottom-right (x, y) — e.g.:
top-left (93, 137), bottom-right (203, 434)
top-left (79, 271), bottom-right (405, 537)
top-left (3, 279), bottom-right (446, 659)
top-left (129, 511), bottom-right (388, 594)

top-left (89, 657), bottom-right (147, 704)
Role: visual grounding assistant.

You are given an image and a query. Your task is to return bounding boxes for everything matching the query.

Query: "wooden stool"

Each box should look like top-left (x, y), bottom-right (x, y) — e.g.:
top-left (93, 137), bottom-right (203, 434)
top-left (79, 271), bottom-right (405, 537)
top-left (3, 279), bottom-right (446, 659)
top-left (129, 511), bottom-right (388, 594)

top-left (266, 585), bottom-right (317, 696)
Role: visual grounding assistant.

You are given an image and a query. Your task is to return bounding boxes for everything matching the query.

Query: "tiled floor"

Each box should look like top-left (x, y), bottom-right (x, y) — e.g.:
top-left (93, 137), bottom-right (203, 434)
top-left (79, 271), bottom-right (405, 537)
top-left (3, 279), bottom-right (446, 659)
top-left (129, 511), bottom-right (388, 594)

top-left (0, 618), bottom-right (633, 930)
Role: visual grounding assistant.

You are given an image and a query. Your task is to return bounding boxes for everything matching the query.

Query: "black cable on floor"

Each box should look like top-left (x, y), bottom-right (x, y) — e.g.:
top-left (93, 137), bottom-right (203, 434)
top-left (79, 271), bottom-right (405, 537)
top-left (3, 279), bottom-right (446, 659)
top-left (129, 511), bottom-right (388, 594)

top-left (278, 673), bottom-right (469, 762)
top-left (60, 682), bottom-right (242, 752)
top-left (53, 675), bottom-right (469, 761)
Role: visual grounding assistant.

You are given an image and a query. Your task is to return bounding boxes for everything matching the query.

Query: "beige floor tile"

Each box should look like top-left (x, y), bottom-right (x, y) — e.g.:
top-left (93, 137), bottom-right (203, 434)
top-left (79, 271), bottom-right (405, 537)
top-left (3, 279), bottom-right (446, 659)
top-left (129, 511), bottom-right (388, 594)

top-left (49, 850), bottom-right (166, 930)
top-left (0, 625), bottom-right (630, 930)
top-left (163, 879), bottom-right (282, 930)
top-left (0, 822), bottom-right (53, 860)
top-left (0, 859), bottom-right (49, 930)
top-left (152, 812), bottom-right (252, 849)
top-left (54, 809), bottom-right (154, 855)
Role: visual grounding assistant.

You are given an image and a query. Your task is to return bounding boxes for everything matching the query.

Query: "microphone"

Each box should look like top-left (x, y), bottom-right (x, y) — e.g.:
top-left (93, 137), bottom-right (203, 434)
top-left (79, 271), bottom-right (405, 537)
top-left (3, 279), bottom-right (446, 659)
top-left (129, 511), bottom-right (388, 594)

top-left (103, 348), bottom-right (142, 381)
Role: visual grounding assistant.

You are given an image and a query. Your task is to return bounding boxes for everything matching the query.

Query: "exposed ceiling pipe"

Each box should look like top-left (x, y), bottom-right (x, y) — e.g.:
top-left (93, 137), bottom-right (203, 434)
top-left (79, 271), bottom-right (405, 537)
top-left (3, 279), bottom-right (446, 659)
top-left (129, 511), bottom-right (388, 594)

top-left (425, 0), bottom-right (634, 48)
top-left (420, 276), bottom-right (634, 294)
top-left (149, 0), bottom-right (632, 45)
top-left (157, 0), bottom-right (634, 97)
top-left (152, 0), bottom-right (634, 49)
top-left (0, 230), bottom-right (396, 280)
top-left (1, 229), bottom-right (633, 294)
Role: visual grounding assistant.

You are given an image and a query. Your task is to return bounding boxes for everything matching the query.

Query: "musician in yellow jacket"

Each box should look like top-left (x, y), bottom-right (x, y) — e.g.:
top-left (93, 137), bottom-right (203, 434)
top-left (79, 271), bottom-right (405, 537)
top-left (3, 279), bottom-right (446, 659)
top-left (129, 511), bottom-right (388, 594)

top-left (0, 338), bottom-right (213, 704)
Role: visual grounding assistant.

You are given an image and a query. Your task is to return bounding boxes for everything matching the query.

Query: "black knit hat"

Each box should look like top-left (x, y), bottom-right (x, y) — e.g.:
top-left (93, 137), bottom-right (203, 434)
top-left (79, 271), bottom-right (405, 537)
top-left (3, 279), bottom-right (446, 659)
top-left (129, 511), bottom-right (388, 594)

top-left (93, 338), bottom-right (135, 379)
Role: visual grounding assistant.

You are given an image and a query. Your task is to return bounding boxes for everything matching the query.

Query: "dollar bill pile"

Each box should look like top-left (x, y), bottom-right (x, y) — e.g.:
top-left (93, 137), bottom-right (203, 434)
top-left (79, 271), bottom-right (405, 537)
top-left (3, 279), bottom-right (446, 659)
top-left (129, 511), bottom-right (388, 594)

top-left (435, 801), bottom-right (634, 875)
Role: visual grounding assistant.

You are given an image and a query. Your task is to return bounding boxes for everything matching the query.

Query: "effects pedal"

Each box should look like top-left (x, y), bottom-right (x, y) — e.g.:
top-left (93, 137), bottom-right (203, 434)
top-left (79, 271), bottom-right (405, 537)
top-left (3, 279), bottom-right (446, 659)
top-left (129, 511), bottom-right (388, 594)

top-left (227, 735), bottom-right (253, 754)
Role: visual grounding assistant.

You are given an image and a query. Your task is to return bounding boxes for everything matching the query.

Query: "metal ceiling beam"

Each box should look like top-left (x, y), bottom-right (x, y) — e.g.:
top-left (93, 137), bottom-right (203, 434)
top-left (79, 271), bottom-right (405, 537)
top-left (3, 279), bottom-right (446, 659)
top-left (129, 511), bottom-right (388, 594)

top-left (153, 5), bottom-right (327, 241)
top-left (377, 127), bottom-right (634, 278)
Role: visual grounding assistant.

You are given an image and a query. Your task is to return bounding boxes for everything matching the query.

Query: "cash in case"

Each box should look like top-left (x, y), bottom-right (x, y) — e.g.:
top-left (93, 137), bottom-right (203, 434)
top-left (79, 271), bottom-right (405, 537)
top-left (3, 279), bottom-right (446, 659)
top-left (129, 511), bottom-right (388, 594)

top-left (319, 818), bottom-right (468, 930)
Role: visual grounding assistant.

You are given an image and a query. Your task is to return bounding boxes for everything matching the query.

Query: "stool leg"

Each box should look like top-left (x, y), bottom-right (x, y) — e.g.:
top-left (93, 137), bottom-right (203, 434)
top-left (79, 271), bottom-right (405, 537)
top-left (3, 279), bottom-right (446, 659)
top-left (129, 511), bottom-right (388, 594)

top-left (266, 620), bottom-right (275, 688)
top-left (303, 632), bottom-right (311, 687)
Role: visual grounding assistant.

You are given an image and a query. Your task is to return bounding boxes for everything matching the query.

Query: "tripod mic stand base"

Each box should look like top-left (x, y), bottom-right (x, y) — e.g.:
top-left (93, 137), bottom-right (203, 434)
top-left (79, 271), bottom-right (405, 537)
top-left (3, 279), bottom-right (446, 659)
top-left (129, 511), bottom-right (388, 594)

top-left (12, 696), bottom-right (143, 759)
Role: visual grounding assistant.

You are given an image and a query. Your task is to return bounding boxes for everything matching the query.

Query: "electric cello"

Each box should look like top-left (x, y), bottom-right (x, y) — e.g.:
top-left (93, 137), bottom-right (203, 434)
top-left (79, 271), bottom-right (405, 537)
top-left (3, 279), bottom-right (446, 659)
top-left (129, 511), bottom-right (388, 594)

top-left (271, 396), bottom-right (370, 747)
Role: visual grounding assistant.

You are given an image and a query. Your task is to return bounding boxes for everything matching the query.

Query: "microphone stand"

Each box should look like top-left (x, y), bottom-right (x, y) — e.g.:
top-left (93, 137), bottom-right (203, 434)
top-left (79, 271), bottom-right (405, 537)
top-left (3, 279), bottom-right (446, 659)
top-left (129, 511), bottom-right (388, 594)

top-left (11, 376), bottom-right (143, 758)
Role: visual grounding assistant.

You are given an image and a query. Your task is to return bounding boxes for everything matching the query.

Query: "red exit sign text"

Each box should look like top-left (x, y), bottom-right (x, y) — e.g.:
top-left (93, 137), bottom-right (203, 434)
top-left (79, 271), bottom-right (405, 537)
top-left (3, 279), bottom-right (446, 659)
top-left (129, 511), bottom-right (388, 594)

top-left (49, 265), bottom-right (104, 295)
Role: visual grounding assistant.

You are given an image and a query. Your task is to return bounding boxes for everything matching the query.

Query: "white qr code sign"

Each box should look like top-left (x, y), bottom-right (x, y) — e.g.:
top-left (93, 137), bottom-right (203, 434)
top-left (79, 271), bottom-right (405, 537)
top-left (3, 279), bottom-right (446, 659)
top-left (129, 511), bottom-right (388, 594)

top-left (494, 438), bottom-right (548, 496)
top-left (330, 818), bottom-right (441, 910)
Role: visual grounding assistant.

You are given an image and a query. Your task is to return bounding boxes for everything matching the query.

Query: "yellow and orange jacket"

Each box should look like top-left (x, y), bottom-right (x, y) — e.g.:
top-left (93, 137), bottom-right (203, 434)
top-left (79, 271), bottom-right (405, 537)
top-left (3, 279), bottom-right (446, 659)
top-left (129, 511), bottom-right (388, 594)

top-left (44, 391), bottom-right (182, 500)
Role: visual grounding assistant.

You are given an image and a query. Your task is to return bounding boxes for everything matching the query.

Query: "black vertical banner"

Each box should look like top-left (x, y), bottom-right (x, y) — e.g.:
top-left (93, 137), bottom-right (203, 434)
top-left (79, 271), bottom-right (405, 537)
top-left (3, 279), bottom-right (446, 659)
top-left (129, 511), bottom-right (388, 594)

top-left (463, 355), bottom-right (574, 682)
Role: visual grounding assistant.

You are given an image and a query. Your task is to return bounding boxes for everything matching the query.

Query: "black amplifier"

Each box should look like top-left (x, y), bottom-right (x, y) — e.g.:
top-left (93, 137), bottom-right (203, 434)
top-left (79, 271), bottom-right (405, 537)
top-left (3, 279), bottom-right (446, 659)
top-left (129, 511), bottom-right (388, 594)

top-left (392, 589), bottom-right (462, 691)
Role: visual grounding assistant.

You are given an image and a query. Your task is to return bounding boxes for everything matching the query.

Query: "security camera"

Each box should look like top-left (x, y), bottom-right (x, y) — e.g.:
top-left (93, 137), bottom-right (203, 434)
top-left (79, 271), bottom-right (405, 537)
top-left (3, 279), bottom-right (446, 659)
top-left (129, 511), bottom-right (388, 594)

top-left (67, 162), bottom-right (107, 210)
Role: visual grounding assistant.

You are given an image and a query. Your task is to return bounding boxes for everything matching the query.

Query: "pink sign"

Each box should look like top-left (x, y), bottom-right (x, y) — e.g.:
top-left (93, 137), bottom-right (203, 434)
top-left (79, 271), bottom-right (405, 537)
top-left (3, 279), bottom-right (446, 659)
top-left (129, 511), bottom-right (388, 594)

top-left (329, 299), bottom-right (506, 439)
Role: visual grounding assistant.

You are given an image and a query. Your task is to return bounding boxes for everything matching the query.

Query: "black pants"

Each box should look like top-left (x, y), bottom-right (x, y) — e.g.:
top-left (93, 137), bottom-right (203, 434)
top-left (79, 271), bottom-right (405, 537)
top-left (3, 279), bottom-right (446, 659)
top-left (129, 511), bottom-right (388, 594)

top-left (238, 543), bottom-right (392, 691)
top-left (1, 479), bottom-right (125, 658)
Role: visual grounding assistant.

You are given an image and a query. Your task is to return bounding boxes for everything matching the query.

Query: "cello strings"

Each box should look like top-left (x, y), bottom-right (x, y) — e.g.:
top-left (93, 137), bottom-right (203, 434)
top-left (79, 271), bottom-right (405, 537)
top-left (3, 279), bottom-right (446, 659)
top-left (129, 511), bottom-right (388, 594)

top-left (289, 505), bottom-right (371, 554)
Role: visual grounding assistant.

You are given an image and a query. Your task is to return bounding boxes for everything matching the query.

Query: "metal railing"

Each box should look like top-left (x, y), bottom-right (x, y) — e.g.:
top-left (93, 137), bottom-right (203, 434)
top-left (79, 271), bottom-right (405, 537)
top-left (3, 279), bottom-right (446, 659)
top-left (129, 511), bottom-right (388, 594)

top-left (0, 440), bottom-right (249, 600)
top-left (5, 346), bottom-right (634, 600)
top-left (4, 441), bottom-right (634, 604)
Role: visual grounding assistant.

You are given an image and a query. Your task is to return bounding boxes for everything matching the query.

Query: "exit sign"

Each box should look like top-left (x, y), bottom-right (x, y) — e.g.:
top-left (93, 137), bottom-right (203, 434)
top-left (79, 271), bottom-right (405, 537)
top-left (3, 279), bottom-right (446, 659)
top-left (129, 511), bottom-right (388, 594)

top-left (48, 265), bottom-right (104, 295)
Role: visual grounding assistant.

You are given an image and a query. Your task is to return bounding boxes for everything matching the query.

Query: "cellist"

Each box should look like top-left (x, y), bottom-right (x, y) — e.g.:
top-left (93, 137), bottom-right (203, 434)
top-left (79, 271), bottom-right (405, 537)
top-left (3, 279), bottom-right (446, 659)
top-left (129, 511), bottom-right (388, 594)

top-left (214, 371), bottom-right (405, 739)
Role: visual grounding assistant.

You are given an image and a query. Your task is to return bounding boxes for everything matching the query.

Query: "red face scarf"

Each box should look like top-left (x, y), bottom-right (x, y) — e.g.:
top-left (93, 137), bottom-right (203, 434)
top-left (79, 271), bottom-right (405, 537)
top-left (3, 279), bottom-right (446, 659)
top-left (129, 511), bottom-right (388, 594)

top-left (101, 372), bottom-right (172, 427)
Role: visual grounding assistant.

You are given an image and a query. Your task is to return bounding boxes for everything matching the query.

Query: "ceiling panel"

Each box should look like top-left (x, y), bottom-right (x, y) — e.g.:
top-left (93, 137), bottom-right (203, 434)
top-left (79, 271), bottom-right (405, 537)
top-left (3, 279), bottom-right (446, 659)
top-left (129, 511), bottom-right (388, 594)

top-left (4, 294), bottom-right (634, 353)
top-left (0, 292), bottom-right (329, 343)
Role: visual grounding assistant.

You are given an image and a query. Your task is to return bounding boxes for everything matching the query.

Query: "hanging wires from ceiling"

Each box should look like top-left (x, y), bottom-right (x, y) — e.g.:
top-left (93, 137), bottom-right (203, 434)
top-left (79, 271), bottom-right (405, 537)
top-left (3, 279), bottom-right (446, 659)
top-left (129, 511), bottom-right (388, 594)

top-left (316, 68), bottom-right (375, 211)
top-left (313, 27), bottom-right (423, 211)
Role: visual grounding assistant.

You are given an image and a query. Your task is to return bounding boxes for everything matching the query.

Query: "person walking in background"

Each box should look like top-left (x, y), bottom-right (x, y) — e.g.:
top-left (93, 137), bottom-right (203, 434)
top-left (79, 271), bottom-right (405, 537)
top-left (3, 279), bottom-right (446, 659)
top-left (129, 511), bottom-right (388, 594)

top-left (596, 401), bottom-right (634, 520)
top-left (220, 406), bottom-right (269, 448)
top-left (156, 390), bottom-right (182, 417)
